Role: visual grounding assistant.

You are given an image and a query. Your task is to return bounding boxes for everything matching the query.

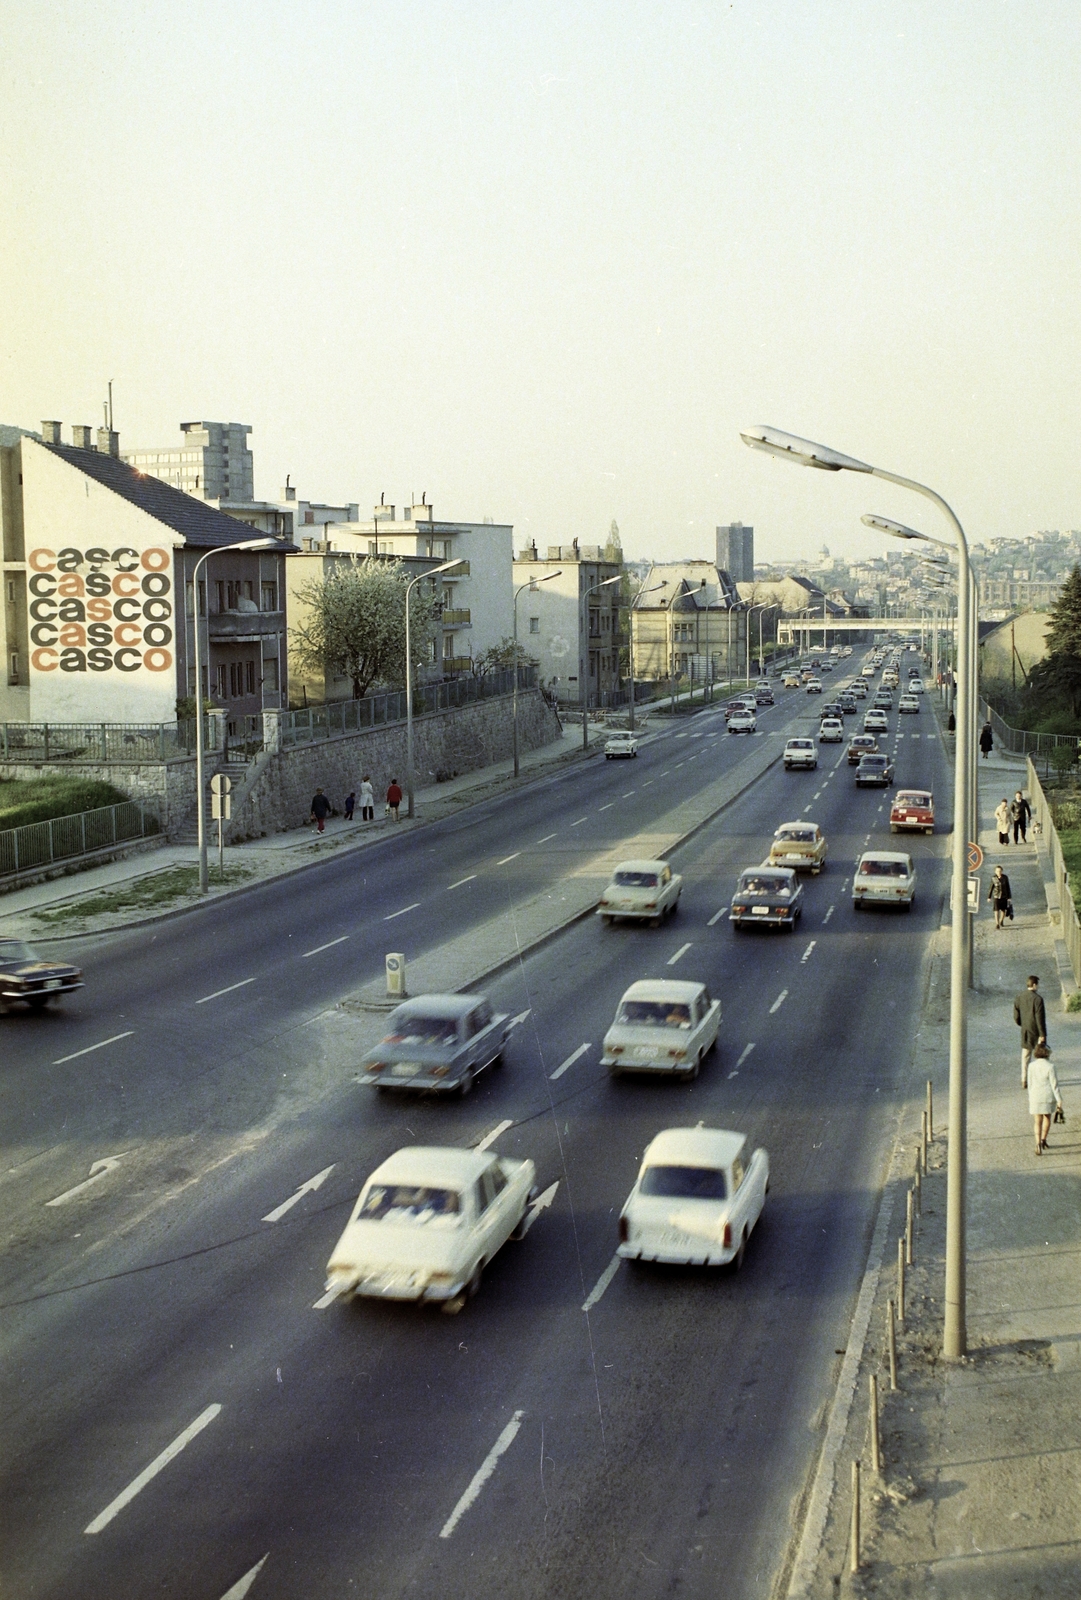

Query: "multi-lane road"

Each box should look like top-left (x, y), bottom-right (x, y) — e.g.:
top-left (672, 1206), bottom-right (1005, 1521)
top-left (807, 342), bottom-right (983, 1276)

top-left (1, 654), bottom-right (950, 1599)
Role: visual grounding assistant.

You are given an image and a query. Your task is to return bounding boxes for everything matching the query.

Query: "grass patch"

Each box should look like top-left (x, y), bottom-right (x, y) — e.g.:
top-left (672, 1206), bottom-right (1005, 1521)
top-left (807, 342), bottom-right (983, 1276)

top-left (1056, 826), bottom-right (1081, 915)
top-left (1066, 990), bottom-right (1081, 1014)
top-left (0, 776), bottom-right (131, 830)
top-left (35, 863), bottom-right (255, 924)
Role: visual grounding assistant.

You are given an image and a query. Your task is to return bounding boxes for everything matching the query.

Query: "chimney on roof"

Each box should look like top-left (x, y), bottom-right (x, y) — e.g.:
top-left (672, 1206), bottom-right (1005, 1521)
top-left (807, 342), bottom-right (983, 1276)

top-left (42, 421), bottom-right (62, 444)
top-left (282, 474), bottom-right (296, 503)
top-left (97, 426), bottom-right (119, 457)
top-left (72, 425), bottom-right (94, 449)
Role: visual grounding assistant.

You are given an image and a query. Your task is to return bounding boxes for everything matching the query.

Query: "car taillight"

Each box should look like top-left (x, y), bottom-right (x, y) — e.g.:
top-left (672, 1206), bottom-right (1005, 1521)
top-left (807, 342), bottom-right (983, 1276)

top-left (644, 900), bottom-right (657, 908)
top-left (365, 1061), bottom-right (384, 1073)
top-left (619, 1216), bottom-right (629, 1243)
top-left (668, 1048), bottom-right (686, 1059)
top-left (732, 904), bottom-right (746, 914)
top-left (431, 1065), bottom-right (451, 1077)
top-left (610, 1046), bottom-right (624, 1055)
top-left (722, 1222), bottom-right (732, 1248)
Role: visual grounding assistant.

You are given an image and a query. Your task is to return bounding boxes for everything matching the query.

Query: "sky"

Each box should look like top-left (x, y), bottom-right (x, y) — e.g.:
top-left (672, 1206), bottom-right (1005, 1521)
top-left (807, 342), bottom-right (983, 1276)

top-left (2, 1), bottom-right (1079, 567)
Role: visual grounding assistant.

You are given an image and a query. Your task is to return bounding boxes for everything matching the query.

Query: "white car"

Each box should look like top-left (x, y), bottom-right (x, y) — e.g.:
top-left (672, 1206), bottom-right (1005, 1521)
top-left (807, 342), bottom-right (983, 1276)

top-left (728, 708), bottom-right (757, 733)
top-left (324, 1145), bottom-right (537, 1312)
top-left (783, 737), bottom-right (818, 770)
top-left (605, 731), bottom-right (639, 759)
top-left (602, 979), bottom-right (720, 1081)
top-left (617, 1127), bottom-right (769, 1268)
top-left (898, 694), bottom-right (920, 714)
top-left (805, 678), bottom-right (822, 694)
top-left (598, 858), bottom-right (682, 925)
top-left (864, 709), bottom-right (889, 732)
top-left (850, 680), bottom-right (868, 698)
top-left (861, 664), bottom-right (876, 678)
top-left (853, 850), bottom-right (916, 911)
top-left (819, 718), bottom-right (844, 743)
top-left (909, 678), bottom-right (925, 694)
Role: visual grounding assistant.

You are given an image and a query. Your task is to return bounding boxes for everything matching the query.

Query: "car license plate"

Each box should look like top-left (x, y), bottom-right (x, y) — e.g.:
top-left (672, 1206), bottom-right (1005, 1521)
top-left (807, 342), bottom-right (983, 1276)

top-left (45, 979), bottom-right (63, 990)
top-left (390, 1062), bottom-right (422, 1077)
top-left (751, 906), bottom-right (770, 916)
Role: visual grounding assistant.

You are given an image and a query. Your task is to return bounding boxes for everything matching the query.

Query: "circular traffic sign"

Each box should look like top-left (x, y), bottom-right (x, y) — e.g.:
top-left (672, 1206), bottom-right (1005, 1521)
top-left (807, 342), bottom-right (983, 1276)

top-left (967, 841), bottom-right (984, 873)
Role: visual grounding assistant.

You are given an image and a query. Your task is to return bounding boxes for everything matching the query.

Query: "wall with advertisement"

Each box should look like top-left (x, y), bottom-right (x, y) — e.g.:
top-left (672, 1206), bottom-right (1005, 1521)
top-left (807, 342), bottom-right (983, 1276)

top-left (21, 440), bottom-right (183, 722)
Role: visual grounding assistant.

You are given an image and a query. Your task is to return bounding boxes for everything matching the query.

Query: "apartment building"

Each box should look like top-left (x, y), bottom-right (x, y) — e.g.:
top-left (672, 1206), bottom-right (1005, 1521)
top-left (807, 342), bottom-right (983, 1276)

top-left (511, 540), bottom-right (623, 707)
top-left (631, 562), bottom-right (747, 684)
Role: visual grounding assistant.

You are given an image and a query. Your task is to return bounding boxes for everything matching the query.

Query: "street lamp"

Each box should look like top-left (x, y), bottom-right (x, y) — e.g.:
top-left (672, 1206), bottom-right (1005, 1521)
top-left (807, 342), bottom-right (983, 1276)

top-left (627, 581), bottom-right (667, 729)
top-left (581, 573), bottom-right (623, 751)
top-left (745, 602), bottom-right (772, 683)
top-left (512, 570), bottom-right (561, 776)
top-left (191, 536), bottom-right (279, 894)
top-left (405, 559), bottom-right (465, 818)
top-left (744, 425), bottom-right (974, 1362)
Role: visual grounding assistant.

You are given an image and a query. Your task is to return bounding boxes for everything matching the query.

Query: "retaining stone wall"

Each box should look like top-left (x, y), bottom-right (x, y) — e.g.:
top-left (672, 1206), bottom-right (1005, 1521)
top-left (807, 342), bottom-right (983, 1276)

top-left (0, 759), bottom-right (197, 831)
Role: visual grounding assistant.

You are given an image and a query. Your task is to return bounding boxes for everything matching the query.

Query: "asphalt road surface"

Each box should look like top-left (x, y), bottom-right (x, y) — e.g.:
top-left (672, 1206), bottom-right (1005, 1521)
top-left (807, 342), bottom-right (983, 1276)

top-left (1, 659), bottom-right (951, 1599)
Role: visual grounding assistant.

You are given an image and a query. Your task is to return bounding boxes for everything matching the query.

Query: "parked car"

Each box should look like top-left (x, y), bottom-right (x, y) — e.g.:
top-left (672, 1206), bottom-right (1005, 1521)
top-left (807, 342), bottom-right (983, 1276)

top-left (323, 1145), bottom-right (537, 1312)
top-left (617, 1127), bottom-right (769, 1269)
top-left (853, 850), bottom-right (916, 910)
top-left (360, 994), bottom-right (509, 1096)
top-left (783, 737), bottom-right (818, 771)
top-left (605, 731), bottom-right (639, 758)
top-left (768, 821), bottom-right (827, 873)
top-left (856, 752), bottom-right (895, 787)
top-left (819, 718), bottom-right (844, 743)
top-left (0, 940), bottom-right (83, 1013)
top-left (729, 866), bottom-right (804, 930)
top-left (890, 789), bottom-right (934, 834)
top-left (602, 979), bottom-right (721, 1081)
top-left (598, 858), bottom-right (682, 925)
top-left (898, 694), bottom-right (920, 714)
top-left (728, 708), bottom-right (757, 733)
top-left (847, 733), bottom-right (879, 765)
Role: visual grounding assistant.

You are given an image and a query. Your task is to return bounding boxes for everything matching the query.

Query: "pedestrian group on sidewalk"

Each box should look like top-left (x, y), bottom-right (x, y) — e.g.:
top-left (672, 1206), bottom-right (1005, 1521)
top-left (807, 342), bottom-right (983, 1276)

top-left (1013, 975), bottom-right (1065, 1154)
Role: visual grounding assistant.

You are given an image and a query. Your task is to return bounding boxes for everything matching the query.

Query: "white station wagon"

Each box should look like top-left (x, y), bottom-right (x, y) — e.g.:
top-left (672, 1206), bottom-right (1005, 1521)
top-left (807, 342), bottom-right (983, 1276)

top-left (853, 850), bottom-right (916, 910)
top-left (598, 859), bottom-right (682, 926)
top-left (603, 979), bottom-right (720, 1081)
top-left (618, 1127), bottom-right (769, 1268)
top-left (324, 1145), bottom-right (537, 1313)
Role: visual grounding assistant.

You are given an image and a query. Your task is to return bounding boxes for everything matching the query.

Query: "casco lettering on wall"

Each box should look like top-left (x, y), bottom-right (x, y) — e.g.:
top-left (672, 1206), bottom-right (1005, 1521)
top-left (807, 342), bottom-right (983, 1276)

top-left (27, 546), bottom-right (174, 677)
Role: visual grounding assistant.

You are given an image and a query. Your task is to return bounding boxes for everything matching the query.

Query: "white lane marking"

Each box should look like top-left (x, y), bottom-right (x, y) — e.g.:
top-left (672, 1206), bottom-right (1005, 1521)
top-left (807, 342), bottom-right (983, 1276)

top-left (598, 803), bottom-right (615, 812)
top-left (622, 791), bottom-right (636, 797)
top-left (667, 942), bottom-right (693, 966)
top-left (801, 940), bottom-right (817, 964)
top-left (505, 1009), bottom-right (532, 1032)
top-left (582, 1254), bottom-right (622, 1312)
top-left (769, 990), bottom-right (788, 1014)
top-left (312, 1285), bottom-right (344, 1311)
top-left (84, 1404), bottom-right (222, 1534)
top-left (841, 878), bottom-right (850, 892)
top-left (536, 833), bottom-right (557, 844)
top-left (440, 1411), bottom-right (526, 1538)
top-left (735, 1042), bottom-right (756, 1068)
top-left (550, 1042), bottom-right (590, 1080)
top-left (642, 779), bottom-right (654, 786)
top-left (303, 936), bottom-right (348, 957)
top-left (911, 733), bottom-right (921, 739)
top-left (803, 804), bottom-right (813, 813)
top-left (46, 1154), bottom-right (128, 1207)
top-left (813, 790), bottom-right (822, 799)
top-left (447, 874), bottom-right (477, 890)
top-left (497, 852), bottom-right (520, 865)
top-left (708, 906), bottom-right (728, 926)
top-left (570, 816), bottom-right (588, 827)
top-left (53, 1031), bottom-right (134, 1065)
top-left (218, 1555), bottom-right (270, 1600)
top-left (823, 905), bottom-right (835, 924)
top-left (674, 761), bottom-right (686, 768)
top-left (657, 770), bottom-right (671, 776)
top-left (261, 1164), bottom-right (335, 1223)
top-left (196, 978), bottom-right (255, 1005)
top-left (476, 1119), bottom-right (513, 1151)
top-left (522, 1181), bottom-right (559, 1231)
top-left (384, 902), bottom-right (421, 921)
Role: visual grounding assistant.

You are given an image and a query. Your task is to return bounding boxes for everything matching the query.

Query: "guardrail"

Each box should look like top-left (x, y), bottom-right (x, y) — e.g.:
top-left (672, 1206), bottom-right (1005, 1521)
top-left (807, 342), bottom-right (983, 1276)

top-left (0, 801), bottom-right (160, 879)
top-left (0, 720), bottom-right (215, 764)
top-left (278, 667), bottom-right (537, 747)
top-left (1026, 756), bottom-right (1081, 984)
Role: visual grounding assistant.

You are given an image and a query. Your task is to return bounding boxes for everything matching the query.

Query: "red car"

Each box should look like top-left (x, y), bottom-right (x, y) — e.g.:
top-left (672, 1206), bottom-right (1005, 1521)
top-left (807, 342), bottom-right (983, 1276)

top-left (890, 789), bottom-right (934, 835)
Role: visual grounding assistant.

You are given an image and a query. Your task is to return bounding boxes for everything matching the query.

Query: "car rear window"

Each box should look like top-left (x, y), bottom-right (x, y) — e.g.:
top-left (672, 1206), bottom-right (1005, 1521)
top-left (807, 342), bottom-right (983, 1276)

top-left (777, 828), bottom-right (816, 842)
top-left (614, 870), bottom-right (658, 887)
top-left (738, 874), bottom-right (791, 896)
top-left (787, 739), bottom-right (813, 749)
top-left (859, 859), bottom-right (909, 876)
top-left (358, 1185), bottom-right (463, 1224)
top-left (617, 1000), bottom-right (692, 1028)
top-left (0, 941), bottom-right (40, 962)
top-left (895, 793), bottom-right (931, 806)
top-left (640, 1165), bottom-right (728, 1199)
top-left (385, 1015), bottom-right (459, 1044)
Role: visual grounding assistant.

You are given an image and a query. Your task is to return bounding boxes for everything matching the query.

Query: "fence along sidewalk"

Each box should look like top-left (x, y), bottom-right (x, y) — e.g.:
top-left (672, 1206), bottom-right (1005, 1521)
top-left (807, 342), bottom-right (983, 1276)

top-left (1025, 755), bottom-right (1081, 986)
top-left (983, 700), bottom-right (1081, 761)
top-left (0, 721), bottom-right (206, 764)
top-left (276, 667), bottom-right (537, 747)
top-left (0, 801), bottom-right (159, 879)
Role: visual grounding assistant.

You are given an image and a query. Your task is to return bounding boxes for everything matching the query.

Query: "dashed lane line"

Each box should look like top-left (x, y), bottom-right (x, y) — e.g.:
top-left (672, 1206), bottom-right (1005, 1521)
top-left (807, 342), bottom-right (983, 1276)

top-left (303, 936), bottom-right (348, 957)
top-left (53, 1031), bottom-right (134, 1065)
top-left (823, 905), bottom-right (835, 924)
top-left (550, 1042), bottom-right (591, 1081)
top-left (536, 834), bottom-right (557, 844)
top-left (582, 1254), bottom-right (622, 1312)
top-left (622, 790), bottom-right (636, 797)
top-left (384, 902), bottom-right (421, 921)
top-left (196, 978), bottom-right (255, 1005)
top-left (707, 906), bottom-right (728, 926)
top-left (667, 942), bottom-right (693, 966)
top-left (85, 1405), bottom-right (222, 1534)
top-left (447, 875), bottom-right (477, 890)
top-left (439, 1412), bottom-right (526, 1539)
top-left (570, 817), bottom-right (588, 827)
top-left (476, 1119), bottom-right (513, 1151)
top-left (598, 803), bottom-right (615, 812)
top-left (497, 852), bottom-right (520, 865)
top-left (735, 1041), bottom-right (756, 1068)
top-left (801, 940), bottom-right (817, 963)
top-left (769, 990), bottom-right (788, 1014)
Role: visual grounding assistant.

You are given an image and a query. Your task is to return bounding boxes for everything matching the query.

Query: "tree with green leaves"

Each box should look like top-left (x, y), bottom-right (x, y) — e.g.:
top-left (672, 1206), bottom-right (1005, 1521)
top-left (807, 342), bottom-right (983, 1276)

top-left (472, 636), bottom-right (539, 678)
top-left (290, 559), bottom-right (438, 700)
top-left (1027, 565), bottom-right (1081, 720)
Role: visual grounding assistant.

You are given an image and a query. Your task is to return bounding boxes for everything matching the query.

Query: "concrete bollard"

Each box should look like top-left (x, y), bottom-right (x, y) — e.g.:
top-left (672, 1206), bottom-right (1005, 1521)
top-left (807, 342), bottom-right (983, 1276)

top-left (870, 1374), bottom-right (881, 1475)
top-left (898, 1237), bottom-right (906, 1323)
top-left (850, 1459), bottom-right (861, 1572)
top-left (887, 1297), bottom-right (898, 1390)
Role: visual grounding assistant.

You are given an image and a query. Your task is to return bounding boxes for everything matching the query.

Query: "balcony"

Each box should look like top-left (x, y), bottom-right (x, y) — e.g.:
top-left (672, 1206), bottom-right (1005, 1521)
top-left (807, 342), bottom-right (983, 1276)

top-left (440, 609), bottom-right (471, 627)
top-left (443, 656), bottom-right (474, 674)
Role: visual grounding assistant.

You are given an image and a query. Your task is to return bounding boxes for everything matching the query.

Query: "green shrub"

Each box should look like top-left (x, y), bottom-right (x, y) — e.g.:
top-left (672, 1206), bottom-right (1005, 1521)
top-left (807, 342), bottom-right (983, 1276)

top-left (1057, 826), bottom-right (1081, 915)
top-left (0, 776), bottom-right (132, 830)
top-left (1066, 990), bottom-right (1081, 1013)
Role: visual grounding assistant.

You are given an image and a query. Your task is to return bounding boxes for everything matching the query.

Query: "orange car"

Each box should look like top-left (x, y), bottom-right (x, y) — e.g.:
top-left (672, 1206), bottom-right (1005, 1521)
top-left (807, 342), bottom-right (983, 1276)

top-left (890, 789), bottom-right (934, 835)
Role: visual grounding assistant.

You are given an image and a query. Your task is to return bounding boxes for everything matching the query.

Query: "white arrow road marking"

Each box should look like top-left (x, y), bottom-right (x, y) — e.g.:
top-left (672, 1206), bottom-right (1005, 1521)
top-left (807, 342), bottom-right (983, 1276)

top-left (769, 990), bottom-right (788, 1014)
top-left (708, 906), bottom-right (729, 926)
top-left (823, 905), bottom-right (835, 924)
top-left (667, 942), bottom-right (692, 966)
top-left (85, 1404), bottom-right (222, 1534)
top-left (476, 1119), bottom-right (513, 1151)
top-left (447, 874), bottom-right (477, 890)
top-left (302, 937), bottom-right (348, 958)
top-left (735, 1042), bottom-right (756, 1069)
top-left (519, 1181), bottom-right (559, 1234)
top-left (46, 1154), bottom-right (129, 1207)
top-left (582, 1253), bottom-right (622, 1311)
top-left (384, 902), bottom-right (421, 921)
top-left (53, 1031), bottom-right (135, 1065)
top-left (550, 1043), bottom-right (590, 1080)
top-left (219, 1555), bottom-right (269, 1600)
top-left (196, 978), bottom-right (255, 1005)
top-left (801, 940), bottom-right (817, 964)
top-left (261, 1165), bottom-right (336, 1223)
top-left (505, 1009), bottom-right (532, 1032)
top-left (440, 1411), bottom-right (526, 1538)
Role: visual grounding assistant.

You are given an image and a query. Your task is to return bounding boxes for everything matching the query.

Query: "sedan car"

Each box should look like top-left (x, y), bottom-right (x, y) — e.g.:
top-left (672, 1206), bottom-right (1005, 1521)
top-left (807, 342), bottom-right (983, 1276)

top-left (805, 678), bottom-right (822, 694)
top-left (729, 866), bottom-right (804, 931)
top-left (783, 737), bottom-right (818, 771)
top-left (847, 733), bottom-right (879, 765)
top-left (617, 1127), bottom-right (769, 1269)
top-left (605, 731), bottom-right (639, 758)
top-left (864, 709), bottom-right (889, 733)
top-left (838, 695), bottom-right (858, 716)
top-left (323, 1145), bottom-right (537, 1312)
top-left (856, 753), bottom-right (895, 787)
top-left (769, 821), bottom-right (827, 873)
top-left (727, 708), bottom-right (757, 733)
top-left (898, 694), bottom-right (920, 714)
top-left (872, 692), bottom-right (894, 710)
top-left (820, 701), bottom-right (845, 720)
top-left (602, 979), bottom-right (720, 1081)
top-left (598, 858), bottom-right (682, 925)
top-left (853, 850), bottom-right (916, 910)
top-left (0, 939), bottom-right (83, 1013)
top-left (819, 718), bottom-right (844, 743)
top-left (782, 673), bottom-right (801, 688)
top-left (360, 994), bottom-right (509, 1096)
top-left (850, 680), bottom-right (868, 698)
top-left (890, 789), bottom-right (934, 834)
top-left (754, 685), bottom-right (775, 706)
top-left (862, 664), bottom-right (877, 677)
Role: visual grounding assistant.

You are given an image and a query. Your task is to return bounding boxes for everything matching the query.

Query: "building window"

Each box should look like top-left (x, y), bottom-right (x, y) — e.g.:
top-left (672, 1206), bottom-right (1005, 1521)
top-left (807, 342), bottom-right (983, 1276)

top-left (529, 617), bottom-right (540, 634)
top-left (216, 580), bottom-right (226, 613)
top-left (261, 582), bottom-right (278, 612)
top-left (304, 511), bottom-right (315, 525)
top-left (246, 660), bottom-right (256, 695)
top-left (186, 582), bottom-right (195, 617)
top-left (9, 651), bottom-right (19, 684)
top-left (215, 664), bottom-right (227, 699)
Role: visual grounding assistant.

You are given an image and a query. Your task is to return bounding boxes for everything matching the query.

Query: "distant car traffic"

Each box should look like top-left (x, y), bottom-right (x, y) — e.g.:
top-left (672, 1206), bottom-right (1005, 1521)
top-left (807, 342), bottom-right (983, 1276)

top-left (769, 821), bottom-right (827, 873)
top-left (853, 851), bottom-right (916, 910)
top-left (729, 866), bottom-right (804, 931)
top-left (602, 979), bottom-right (721, 1081)
top-left (0, 939), bottom-right (84, 1013)
top-left (598, 858), bottom-right (682, 925)
top-left (360, 995), bottom-right (510, 1095)
top-left (727, 708), bottom-right (757, 733)
top-left (856, 753), bottom-right (895, 786)
top-left (783, 737), bottom-right (818, 770)
top-left (605, 731), bottom-right (639, 758)
top-left (890, 790), bottom-right (934, 834)
top-left (819, 718), bottom-right (844, 743)
top-left (617, 1127), bottom-right (768, 1268)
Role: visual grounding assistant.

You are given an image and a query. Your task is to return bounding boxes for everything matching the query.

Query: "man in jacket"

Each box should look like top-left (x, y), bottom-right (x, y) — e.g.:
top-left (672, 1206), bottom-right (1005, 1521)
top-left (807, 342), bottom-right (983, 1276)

top-left (1014, 974), bottom-right (1047, 1089)
top-left (1011, 791), bottom-right (1032, 844)
top-left (310, 789), bottom-right (331, 834)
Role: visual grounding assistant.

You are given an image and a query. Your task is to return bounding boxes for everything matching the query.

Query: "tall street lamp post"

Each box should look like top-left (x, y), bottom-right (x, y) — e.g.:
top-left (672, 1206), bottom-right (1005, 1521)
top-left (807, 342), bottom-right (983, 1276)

top-left (743, 426), bottom-right (974, 1361)
top-left (192, 537), bottom-right (278, 895)
top-left (745, 603), bottom-right (770, 682)
top-left (581, 574), bottom-right (623, 751)
top-left (513, 570), bottom-right (561, 776)
top-left (405, 558), bottom-right (465, 818)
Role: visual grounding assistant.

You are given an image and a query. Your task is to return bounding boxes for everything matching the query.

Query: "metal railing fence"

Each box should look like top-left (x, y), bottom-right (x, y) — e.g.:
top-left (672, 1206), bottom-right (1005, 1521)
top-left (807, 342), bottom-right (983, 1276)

top-left (0, 720), bottom-right (215, 764)
top-left (1026, 757), bottom-right (1081, 985)
top-left (0, 801), bottom-right (160, 879)
top-left (278, 667), bottom-right (537, 747)
top-left (983, 701), bottom-right (1081, 759)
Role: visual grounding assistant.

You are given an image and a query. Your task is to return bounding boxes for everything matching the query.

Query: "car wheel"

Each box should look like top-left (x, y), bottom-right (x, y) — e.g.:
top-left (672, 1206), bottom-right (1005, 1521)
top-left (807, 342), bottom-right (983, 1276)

top-left (732, 1229), bottom-right (747, 1272)
top-left (904, 898), bottom-right (913, 912)
top-left (458, 1068), bottom-right (474, 1097)
top-left (682, 1054), bottom-right (700, 1082)
top-left (607, 1066), bottom-right (621, 1079)
top-left (601, 915), bottom-right (612, 926)
top-left (650, 916), bottom-right (661, 928)
top-left (854, 898), bottom-right (862, 911)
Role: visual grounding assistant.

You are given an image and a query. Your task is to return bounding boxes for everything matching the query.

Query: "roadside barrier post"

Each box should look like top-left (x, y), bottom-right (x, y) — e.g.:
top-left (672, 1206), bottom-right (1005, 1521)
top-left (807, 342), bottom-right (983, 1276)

top-left (898, 1238), bottom-right (906, 1323)
top-left (849, 1460), bottom-right (861, 1573)
top-left (887, 1298), bottom-right (898, 1390)
top-left (906, 1190), bottom-right (915, 1265)
top-left (920, 1110), bottom-right (928, 1172)
top-left (927, 1079), bottom-right (934, 1142)
top-left (869, 1375), bottom-right (881, 1475)
top-left (914, 1160), bottom-right (922, 1217)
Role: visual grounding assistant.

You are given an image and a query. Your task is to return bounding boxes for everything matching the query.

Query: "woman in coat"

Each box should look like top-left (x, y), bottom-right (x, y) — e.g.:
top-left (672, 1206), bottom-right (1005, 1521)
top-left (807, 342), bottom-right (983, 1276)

top-left (980, 722), bottom-right (994, 758)
top-left (994, 798), bottom-right (1011, 845)
top-left (1028, 1051), bottom-right (1063, 1154)
top-left (988, 863), bottom-right (1011, 929)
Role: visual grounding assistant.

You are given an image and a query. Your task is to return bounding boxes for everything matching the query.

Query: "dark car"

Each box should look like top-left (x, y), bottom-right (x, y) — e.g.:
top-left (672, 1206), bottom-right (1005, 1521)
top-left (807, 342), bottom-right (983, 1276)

top-left (820, 702), bottom-right (845, 721)
top-left (847, 734), bottom-right (879, 765)
top-left (754, 686), bottom-right (775, 706)
top-left (872, 693), bottom-right (893, 710)
top-left (856, 753), bottom-right (895, 787)
top-left (360, 993), bottom-right (509, 1095)
top-left (0, 939), bottom-right (83, 1013)
top-left (729, 866), bottom-right (804, 932)
top-left (838, 695), bottom-right (858, 715)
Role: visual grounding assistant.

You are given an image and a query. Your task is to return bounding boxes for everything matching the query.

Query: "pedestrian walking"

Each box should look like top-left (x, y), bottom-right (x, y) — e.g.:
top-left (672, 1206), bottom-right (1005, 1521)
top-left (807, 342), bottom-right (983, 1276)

top-left (386, 778), bottom-right (403, 821)
top-left (344, 790), bottom-right (356, 822)
top-left (1027, 1045), bottom-right (1063, 1154)
top-left (1011, 790), bottom-right (1032, 844)
top-left (1014, 974), bottom-right (1047, 1089)
top-left (980, 722), bottom-right (994, 759)
top-left (310, 788), bottom-right (331, 834)
top-left (994, 798), bottom-right (1011, 846)
top-left (988, 863), bottom-right (1012, 929)
top-left (359, 775), bottom-right (374, 822)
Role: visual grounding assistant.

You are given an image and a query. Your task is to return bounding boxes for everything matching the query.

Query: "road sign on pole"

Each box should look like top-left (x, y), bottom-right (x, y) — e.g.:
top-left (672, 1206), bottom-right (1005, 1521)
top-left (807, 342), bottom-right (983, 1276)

top-left (966, 841), bottom-right (983, 873)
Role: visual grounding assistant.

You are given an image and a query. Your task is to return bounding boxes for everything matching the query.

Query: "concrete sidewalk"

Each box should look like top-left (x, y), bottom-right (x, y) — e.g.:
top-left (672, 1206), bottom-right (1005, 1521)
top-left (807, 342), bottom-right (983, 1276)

top-left (793, 752), bottom-right (1081, 1596)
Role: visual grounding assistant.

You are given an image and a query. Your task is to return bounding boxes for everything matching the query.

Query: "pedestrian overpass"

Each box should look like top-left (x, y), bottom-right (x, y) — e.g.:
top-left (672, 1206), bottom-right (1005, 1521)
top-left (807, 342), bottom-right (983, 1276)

top-left (776, 616), bottom-right (947, 646)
